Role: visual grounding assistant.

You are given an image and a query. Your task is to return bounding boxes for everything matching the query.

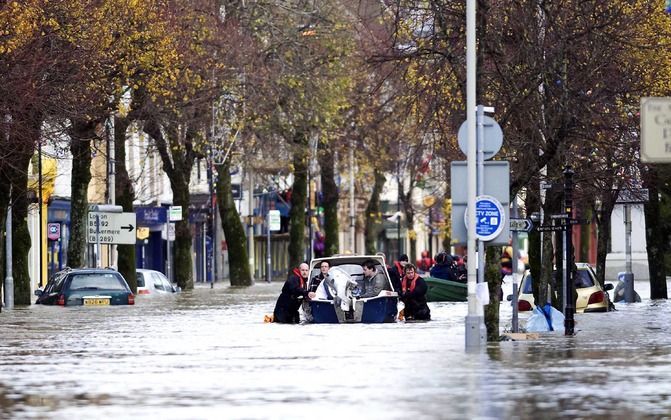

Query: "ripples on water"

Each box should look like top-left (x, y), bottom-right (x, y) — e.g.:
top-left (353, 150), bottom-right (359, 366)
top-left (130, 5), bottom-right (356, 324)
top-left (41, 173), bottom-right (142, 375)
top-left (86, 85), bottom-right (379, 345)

top-left (1, 281), bottom-right (670, 419)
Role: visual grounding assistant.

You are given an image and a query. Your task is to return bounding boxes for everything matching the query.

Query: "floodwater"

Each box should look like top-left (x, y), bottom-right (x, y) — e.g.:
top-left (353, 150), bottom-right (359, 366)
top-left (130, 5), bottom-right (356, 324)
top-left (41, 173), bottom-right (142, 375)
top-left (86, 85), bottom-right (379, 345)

top-left (1, 280), bottom-right (670, 419)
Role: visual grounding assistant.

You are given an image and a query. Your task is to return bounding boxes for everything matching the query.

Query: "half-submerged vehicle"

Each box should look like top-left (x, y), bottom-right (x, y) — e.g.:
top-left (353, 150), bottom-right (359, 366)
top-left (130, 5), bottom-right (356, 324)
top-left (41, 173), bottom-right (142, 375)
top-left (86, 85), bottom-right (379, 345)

top-left (307, 255), bottom-right (399, 323)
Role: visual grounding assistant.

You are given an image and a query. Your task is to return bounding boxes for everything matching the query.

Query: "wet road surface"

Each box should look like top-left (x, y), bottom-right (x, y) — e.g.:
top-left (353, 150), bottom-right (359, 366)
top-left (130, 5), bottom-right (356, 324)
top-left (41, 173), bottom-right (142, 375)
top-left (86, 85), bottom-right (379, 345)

top-left (1, 280), bottom-right (670, 419)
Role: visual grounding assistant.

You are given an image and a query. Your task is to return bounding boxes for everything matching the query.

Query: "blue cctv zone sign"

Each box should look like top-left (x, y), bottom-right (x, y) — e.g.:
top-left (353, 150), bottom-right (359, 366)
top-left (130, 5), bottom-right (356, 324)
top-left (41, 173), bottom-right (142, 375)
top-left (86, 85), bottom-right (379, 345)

top-left (462, 195), bottom-right (505, 242)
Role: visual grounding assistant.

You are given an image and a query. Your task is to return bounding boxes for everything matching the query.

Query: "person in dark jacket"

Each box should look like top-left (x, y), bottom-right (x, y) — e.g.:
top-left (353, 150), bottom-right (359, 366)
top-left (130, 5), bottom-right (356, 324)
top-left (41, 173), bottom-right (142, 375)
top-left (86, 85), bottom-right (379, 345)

top-left (309, 260), bottom-right (330, 292)
top-left (273, 263), bottom-right (314, 323)
top-left (388, 254), bottom-right (408, 293)
top-left (400, 264), bottom-right (431, 321)
top-left (429, 252), bottom-right (458, 282)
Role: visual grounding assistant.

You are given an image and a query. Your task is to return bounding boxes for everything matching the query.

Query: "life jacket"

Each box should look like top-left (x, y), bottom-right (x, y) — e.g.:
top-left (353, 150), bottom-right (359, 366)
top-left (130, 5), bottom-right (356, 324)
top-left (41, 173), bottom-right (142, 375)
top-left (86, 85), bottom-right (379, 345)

top-left (402, 273), bottom-right (420, 293)
top-left (292, 268), bottom-right (305, 289)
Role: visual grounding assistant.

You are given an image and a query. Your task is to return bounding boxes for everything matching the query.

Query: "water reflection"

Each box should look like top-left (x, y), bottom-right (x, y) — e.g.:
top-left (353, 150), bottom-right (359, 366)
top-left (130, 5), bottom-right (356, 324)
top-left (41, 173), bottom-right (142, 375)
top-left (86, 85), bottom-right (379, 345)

top-left (0, 281), bottom-right (670, 419)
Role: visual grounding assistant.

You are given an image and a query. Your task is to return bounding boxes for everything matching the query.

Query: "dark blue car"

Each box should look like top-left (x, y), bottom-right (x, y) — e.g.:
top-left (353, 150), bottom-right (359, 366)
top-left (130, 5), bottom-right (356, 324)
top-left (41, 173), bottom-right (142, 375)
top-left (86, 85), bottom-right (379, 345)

top-left (35, 268), bottom-right (135, 306)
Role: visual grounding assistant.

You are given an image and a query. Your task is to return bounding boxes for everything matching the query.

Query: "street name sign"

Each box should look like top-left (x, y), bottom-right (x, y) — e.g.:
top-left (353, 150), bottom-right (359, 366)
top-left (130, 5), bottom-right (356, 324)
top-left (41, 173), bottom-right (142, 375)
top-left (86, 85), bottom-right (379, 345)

top-left (536, 225), bottom-right (564, 232)
top-left (641, 97), bottom-right (671, 162)
top-left (88, 212), bottom-right (137, 244)
top-left (510, 218), bottom-right (533, 232)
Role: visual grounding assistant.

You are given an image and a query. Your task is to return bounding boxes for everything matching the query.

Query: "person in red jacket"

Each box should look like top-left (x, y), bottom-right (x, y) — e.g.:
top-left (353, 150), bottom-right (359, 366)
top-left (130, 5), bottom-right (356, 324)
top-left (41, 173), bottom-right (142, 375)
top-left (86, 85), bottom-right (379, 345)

top-left (273, 263), bottom-right (315, 323)
top-left (400, 264), bottom-right (431, 321)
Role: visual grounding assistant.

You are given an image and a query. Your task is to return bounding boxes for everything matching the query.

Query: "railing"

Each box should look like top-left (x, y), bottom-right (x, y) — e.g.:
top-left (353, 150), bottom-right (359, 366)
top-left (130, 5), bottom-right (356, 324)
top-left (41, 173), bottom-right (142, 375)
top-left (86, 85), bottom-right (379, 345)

top-left (254, 233), bottom-right (290, 282)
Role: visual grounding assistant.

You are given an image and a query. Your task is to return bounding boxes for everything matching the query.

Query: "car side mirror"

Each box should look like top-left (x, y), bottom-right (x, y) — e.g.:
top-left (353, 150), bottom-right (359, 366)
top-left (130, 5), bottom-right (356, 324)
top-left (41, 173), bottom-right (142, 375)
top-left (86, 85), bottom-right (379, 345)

top-left (34, 289), bottom-right (43, 297)
top-left (604, 283), bottom-right (614, 291)
top-left (506, 294), bottom-right (513, 302)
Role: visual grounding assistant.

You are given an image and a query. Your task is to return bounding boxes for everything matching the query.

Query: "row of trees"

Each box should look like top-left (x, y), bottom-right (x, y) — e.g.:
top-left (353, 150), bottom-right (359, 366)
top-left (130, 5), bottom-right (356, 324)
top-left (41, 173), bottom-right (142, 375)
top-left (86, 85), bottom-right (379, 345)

top-left (1, 1), bottom-right (670, 342)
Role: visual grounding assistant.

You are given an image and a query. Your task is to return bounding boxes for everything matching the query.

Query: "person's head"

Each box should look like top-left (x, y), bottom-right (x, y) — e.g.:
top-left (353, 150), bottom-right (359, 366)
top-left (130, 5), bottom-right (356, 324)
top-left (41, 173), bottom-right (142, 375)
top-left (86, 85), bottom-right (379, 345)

top-left (398, 254), bottom-right (409, 266)
top-left (319, 260), bottom-right (330, 274)
top-left (404, 263), bottom-right (417, 277)
top-left (435, 252), bottom-right (446, 265)
top-left (299, 263), bottom-right (310, 279)
top-left (362, 260), bottom-right (377, 276)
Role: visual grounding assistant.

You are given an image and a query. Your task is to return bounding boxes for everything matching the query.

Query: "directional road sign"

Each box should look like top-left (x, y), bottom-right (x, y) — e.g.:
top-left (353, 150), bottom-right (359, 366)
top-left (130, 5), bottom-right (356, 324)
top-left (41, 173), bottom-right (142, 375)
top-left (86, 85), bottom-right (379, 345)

top-left (88, 212), bottom-right (137, 244)
top-left (510, 218), bottom-right (533, 232)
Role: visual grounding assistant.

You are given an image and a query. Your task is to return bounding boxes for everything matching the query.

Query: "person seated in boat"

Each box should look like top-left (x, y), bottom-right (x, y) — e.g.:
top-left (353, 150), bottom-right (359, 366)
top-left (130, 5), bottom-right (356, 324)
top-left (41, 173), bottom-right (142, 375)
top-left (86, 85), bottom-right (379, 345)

top-left (400, 264), bottom-right (431, 321)
top-left (360, 259), bottom-right (391, 298)
top-left (273, 263), bottom-right (315, 323)
top-left (310, 260), bottom-right (330, 293)
top-left (429, 252), bottom-right (458, 282)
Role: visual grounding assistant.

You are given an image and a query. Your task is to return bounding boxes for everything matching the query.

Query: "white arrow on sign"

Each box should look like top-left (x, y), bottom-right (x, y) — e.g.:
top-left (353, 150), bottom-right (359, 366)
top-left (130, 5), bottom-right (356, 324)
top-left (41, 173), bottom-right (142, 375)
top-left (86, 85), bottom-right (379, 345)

top-left (509, 218), bottom-right (533, 232)
top-left (87, 212), bottom-right (137, 244)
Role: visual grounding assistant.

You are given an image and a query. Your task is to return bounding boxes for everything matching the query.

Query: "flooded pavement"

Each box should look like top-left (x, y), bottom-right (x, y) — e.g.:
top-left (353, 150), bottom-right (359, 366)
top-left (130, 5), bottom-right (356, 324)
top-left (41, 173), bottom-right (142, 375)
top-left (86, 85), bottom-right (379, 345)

top-left (1, 280), bottom-right (670, 419)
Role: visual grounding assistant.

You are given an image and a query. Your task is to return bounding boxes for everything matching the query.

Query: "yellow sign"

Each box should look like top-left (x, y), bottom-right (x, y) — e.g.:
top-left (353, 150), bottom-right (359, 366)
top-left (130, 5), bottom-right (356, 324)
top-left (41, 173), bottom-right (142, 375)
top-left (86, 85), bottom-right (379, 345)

top-left (137, 227), bottom-right (150, 240)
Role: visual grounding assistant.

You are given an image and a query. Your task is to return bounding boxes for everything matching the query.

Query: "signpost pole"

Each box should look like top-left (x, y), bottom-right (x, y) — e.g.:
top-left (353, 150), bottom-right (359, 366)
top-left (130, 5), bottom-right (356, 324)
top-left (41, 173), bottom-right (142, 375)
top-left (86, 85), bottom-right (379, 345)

top-left (475, 105), bottom-right (486, 343)
top-left (266, 212), bottom-right (271, 283)
top-left (624, 204), bottom-right (635, 302)
top-left (564, 167), bottom-right (575, 335)
top-left (511, 199), bottom-right (519, 333)
top-left (465, 0), bottom-right (479, 349)
top-left (96, 214), bottom-right (101, 268)
top-left (4, 195), bottom-right (13, 310)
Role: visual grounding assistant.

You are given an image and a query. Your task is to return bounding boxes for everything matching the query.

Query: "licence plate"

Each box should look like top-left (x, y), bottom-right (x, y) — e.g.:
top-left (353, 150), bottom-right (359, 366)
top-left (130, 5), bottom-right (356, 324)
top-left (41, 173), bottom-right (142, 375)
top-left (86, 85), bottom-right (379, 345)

top-left (83, 297), bottom-right (110, 306)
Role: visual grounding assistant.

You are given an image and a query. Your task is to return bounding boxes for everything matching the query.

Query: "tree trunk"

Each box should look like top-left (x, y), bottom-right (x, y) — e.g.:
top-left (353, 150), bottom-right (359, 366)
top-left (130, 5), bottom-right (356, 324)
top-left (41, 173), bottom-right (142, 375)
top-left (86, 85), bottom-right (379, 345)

top-left (484, 245), bottom-right (501, 341)
top-left (144, 118), bottom-right (195, 290)
top-left (364, 169), bottom-right (386, 254)
top-left (67, 120), bottom-right (95, 268)
top-left (318, 144), bottom-right (339, 257)
top-left (288, 134), bottom-right (309, 269)
top-left (644, 167), bottom-right (668, 299)
top-left (114, 116), bottom-right (137, 293)
top-left (594, 194), bottom-right (616, 288)
top-left (216, 160), bottom-right (252, 286)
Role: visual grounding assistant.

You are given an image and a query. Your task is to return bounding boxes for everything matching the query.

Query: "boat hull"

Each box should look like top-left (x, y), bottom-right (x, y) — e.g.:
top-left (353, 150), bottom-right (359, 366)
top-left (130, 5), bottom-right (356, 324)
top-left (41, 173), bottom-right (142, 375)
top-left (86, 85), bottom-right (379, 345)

top-left (310, 295), bottom-right (398, 323)
top-left (425, 277), bottom-right (467, 302)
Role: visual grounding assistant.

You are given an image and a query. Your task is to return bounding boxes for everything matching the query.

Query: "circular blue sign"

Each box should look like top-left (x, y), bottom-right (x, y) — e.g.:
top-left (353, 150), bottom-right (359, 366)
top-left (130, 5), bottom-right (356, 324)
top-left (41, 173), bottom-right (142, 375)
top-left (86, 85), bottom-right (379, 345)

top-left (464, 195), bottom-right (505, 241)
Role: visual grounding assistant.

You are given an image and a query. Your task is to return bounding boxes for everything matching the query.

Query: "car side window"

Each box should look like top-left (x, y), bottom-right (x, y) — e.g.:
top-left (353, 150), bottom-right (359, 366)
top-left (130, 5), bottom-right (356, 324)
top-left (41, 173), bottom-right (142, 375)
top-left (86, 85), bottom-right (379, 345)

top-left (151, 273), bottom-right (165, 291)
top-left (53, 275), bottom-right (66, 293)
top-left (136, 272), bottom-right (146, 288)
top-left (574, 270), bottom-right (594, 288)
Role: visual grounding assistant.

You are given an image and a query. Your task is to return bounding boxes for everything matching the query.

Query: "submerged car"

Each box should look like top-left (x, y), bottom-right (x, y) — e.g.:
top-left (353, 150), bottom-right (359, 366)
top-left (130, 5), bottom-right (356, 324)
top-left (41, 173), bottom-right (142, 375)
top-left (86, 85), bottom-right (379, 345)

top-left (35, 267), bottom-right (135, 306)
top-left (307, 255), bottom-right (399, 323)
top-left (513, 263), bottom-right (613, 313)
top-left (136, 269), bottom-right (180, 295)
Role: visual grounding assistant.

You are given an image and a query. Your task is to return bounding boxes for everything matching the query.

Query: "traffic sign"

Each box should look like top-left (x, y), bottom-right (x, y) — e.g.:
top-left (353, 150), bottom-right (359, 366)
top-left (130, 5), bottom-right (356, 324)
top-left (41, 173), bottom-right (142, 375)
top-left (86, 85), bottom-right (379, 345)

top-left (47, 223), bottom-right (61, 240)
top-left (457, 116), bottom-right (503, 159)
top-left (536, 225), bottom-right (564, 232)
top-left (87, 212), bottom-right (137, 244)
top-left (268, 210), bottom-right (281, 231)
top-left (169, 206), bottom-right (183, 222)
top-left (641, 97), bottom-right (671, 162)
top-left (510, 218), bottom-right (533, 232)
top-left (464, 195), bottom-right (505, 241)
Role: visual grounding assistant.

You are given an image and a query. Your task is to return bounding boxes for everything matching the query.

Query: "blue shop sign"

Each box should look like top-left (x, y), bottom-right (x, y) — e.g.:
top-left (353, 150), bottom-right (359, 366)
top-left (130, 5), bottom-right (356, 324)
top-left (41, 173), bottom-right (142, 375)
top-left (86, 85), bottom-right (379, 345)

top-left (136, 207), bottom-right (167, 226)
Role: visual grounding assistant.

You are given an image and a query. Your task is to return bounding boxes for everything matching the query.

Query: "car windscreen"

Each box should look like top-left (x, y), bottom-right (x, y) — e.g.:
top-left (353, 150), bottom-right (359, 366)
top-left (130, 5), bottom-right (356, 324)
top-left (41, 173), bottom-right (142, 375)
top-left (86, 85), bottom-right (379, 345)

top-left (574, 270), bottom-right (595, 288)
top-left (136, 272), bottom-right (146, 287)
top-left (68, 273), bottom-right (128, 291)
top-left (522, 274), bottom-right (534, 294)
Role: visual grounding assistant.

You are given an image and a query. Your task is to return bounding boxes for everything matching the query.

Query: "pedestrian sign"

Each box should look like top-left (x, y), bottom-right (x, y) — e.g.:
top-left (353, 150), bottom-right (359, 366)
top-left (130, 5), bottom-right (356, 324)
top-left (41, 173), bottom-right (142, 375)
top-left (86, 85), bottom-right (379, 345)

top-left (465, 195), bottom-right (505, 241)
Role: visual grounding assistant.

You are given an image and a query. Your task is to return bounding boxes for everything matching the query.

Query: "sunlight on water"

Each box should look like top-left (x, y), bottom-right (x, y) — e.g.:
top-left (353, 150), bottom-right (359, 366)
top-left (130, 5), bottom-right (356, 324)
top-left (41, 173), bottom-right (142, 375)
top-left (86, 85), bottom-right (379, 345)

top-left (1, 280), bottom-right (670, 419)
